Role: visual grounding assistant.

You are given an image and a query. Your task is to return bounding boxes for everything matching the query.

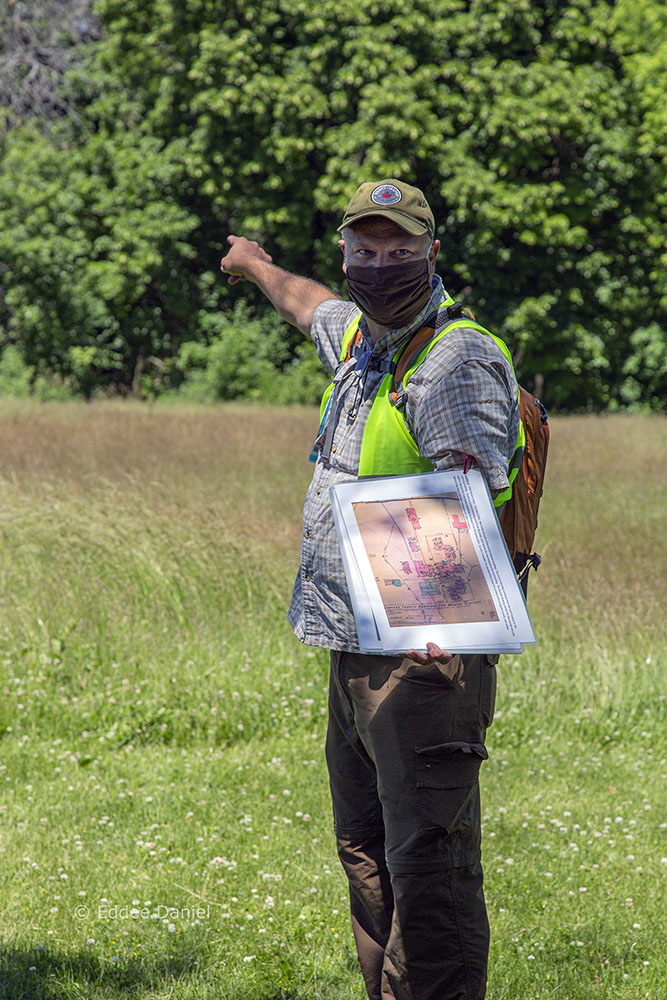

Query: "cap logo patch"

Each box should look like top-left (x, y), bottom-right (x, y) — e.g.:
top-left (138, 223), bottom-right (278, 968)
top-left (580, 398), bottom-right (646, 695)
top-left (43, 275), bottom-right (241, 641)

top-left (371, 183), bottom-right (402, 206)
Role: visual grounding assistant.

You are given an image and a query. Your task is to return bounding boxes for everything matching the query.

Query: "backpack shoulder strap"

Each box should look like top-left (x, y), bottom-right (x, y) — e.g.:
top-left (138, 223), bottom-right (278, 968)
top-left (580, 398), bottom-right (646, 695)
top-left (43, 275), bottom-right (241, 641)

top-left (390, 302), bottom-right (477, 404)
top-left (390, 324), bottom-right (436, 401)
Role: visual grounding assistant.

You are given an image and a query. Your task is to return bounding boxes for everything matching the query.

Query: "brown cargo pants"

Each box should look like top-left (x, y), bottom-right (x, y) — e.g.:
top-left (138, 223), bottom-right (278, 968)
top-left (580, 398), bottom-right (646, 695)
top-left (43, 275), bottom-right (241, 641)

top-left (326, 649), bottom-right (498, 1000)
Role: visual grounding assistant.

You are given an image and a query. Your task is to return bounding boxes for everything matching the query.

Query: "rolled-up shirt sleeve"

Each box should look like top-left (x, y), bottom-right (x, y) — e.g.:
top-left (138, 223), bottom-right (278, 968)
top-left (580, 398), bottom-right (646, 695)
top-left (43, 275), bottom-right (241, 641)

top-left (407, 345), bottom-right (520, 497)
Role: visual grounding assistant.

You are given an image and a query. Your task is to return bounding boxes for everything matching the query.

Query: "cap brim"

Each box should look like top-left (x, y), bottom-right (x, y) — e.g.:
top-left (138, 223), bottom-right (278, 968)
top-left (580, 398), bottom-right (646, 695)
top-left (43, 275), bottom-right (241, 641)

top-left (337, 209), bottom-right (428, 236)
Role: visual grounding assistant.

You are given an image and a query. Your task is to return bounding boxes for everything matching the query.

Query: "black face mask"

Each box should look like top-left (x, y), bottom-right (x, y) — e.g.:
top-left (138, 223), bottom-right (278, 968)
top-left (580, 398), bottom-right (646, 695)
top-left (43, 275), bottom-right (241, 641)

top-left (346, 258), bottom-right (432, 329)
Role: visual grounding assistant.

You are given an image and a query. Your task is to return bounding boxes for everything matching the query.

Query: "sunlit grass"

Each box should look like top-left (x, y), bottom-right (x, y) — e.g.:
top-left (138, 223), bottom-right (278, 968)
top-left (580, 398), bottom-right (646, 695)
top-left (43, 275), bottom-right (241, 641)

top-left (0, 401), bottom-right (664, 999)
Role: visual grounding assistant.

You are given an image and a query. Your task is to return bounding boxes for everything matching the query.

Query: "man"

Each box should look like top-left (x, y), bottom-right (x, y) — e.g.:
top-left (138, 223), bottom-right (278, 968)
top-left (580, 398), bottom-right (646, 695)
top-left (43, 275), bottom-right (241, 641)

top-left (220, 179), bottom-right (520, 1000)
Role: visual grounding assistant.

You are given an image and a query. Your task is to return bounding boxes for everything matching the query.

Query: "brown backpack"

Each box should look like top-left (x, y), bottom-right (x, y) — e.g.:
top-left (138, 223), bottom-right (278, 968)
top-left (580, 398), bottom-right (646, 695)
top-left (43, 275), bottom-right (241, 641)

top-left (499, 387), bottom-right (550, 592)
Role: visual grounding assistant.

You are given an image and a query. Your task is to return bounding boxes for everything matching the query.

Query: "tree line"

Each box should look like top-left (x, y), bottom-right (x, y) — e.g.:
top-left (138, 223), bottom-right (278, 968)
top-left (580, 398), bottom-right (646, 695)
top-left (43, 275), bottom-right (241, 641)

top-left (0, 0), bottom-right (665, 410)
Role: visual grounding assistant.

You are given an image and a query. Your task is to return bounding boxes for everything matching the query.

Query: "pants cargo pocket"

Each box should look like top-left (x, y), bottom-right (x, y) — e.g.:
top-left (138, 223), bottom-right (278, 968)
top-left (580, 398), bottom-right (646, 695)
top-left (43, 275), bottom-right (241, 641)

top-left (414, 741), bottom-right (488, 834)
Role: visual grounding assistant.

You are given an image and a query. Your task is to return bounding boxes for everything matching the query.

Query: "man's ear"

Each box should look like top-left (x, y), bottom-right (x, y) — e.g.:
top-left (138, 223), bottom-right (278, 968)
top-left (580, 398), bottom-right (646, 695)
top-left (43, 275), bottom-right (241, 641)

top-left (429, 239), bottom-right (440, 274)
top-left (338, 238), bottom-right (347, 275)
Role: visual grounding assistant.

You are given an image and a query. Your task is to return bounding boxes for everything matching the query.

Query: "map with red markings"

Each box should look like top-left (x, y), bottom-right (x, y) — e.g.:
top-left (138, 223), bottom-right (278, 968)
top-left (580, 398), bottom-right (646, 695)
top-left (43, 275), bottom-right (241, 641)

top-left (352, 494), bottom-right (499, 627)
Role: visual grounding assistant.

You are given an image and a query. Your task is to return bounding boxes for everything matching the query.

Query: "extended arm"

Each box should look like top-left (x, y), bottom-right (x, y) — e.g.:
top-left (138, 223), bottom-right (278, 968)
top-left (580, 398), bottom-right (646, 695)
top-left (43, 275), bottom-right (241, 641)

top-left (220, 235), bottom-right (340, 337)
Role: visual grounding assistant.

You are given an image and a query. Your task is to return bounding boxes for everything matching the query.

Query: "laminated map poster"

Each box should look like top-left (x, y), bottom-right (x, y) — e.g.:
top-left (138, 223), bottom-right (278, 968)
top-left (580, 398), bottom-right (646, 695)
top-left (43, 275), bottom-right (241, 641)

top-left (330, 469), bottom-right (536, 654)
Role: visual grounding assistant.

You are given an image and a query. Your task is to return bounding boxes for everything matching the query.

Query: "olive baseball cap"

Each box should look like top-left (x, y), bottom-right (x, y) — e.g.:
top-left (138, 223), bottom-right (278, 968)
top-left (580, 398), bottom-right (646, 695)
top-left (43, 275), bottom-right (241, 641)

top-left (338, 179), bottom-right (435, 240)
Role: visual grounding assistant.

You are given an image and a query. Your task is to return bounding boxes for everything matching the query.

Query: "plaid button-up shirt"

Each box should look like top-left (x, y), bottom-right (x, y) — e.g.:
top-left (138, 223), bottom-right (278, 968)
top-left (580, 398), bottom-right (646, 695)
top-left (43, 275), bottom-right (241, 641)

top-left (288, 275), bottom-right (520, 652)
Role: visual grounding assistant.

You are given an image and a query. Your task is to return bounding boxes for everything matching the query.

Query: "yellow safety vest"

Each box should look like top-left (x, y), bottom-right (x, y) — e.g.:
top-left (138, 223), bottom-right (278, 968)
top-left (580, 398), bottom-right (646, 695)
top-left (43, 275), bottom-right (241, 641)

top-left (317, 298), bottom-right (525, 507)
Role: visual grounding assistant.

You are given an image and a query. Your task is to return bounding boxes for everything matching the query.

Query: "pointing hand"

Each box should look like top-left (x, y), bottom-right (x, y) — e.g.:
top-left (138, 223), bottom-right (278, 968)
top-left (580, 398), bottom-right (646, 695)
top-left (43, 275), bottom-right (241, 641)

top-left (220, 235), bottom-right (273, 285)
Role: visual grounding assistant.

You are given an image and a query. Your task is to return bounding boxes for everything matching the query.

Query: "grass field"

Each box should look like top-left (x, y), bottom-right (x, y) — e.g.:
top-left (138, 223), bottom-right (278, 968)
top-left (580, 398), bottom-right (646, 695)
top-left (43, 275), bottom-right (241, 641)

top-left (0, 401), bottom-right (665, 1000)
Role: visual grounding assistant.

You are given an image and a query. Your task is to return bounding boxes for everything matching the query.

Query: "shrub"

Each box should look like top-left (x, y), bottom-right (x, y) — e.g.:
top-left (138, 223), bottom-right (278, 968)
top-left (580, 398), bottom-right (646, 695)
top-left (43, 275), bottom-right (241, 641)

top-left (0, 345), bottom-right (33, 397)
top-left (176, 301), bottom-right (327, 404)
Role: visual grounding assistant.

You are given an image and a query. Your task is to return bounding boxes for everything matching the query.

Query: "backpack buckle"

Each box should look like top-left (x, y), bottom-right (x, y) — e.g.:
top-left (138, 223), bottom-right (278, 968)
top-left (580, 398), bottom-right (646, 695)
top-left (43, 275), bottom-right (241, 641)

top-left (389, 386), bottom-right (407, 411)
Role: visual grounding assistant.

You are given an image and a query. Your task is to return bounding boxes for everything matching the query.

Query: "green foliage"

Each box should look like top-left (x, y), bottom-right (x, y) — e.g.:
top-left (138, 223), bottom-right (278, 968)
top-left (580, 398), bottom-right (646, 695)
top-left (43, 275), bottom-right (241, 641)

top-left (271, 340), bottom-right (332, 406)
top-left (0, 345), bottom-right (33, 397)
top-left (0, 123), bottom-right (200, 396)
top-left (0, 0), bottom-right (665, 409)
top-left (176, 303), bottom-right (292, 402)
top-left (619, 324), bottom-right (667, 409)
top-left (175, 302), bottom-right (329, 404)
top-left (0, 343), bottom-right (78, 400)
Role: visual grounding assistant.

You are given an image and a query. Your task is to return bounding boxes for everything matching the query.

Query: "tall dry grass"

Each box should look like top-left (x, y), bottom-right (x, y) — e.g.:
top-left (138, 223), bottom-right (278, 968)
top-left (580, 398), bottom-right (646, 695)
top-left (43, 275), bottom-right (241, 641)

top-left (0, 401), bottom-right (321, 747)
top-left (515, 413), bottom-right (666, 724)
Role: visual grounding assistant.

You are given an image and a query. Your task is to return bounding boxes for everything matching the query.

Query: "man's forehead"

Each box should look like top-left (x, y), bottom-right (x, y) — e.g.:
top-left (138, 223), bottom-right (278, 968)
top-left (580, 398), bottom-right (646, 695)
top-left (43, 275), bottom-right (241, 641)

top-left (345, 217), bottom-right (423, 242)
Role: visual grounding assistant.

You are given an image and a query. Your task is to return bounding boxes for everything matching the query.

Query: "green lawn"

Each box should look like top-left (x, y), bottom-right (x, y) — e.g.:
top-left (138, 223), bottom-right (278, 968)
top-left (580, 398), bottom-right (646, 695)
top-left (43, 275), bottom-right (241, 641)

top-left (0, 402), bottom-right (664, 999)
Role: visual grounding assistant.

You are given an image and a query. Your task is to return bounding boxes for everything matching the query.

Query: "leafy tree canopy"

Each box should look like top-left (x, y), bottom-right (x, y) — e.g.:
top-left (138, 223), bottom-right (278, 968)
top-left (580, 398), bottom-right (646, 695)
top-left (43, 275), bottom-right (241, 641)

top-left (0, 0), bottom-right (665, 408)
